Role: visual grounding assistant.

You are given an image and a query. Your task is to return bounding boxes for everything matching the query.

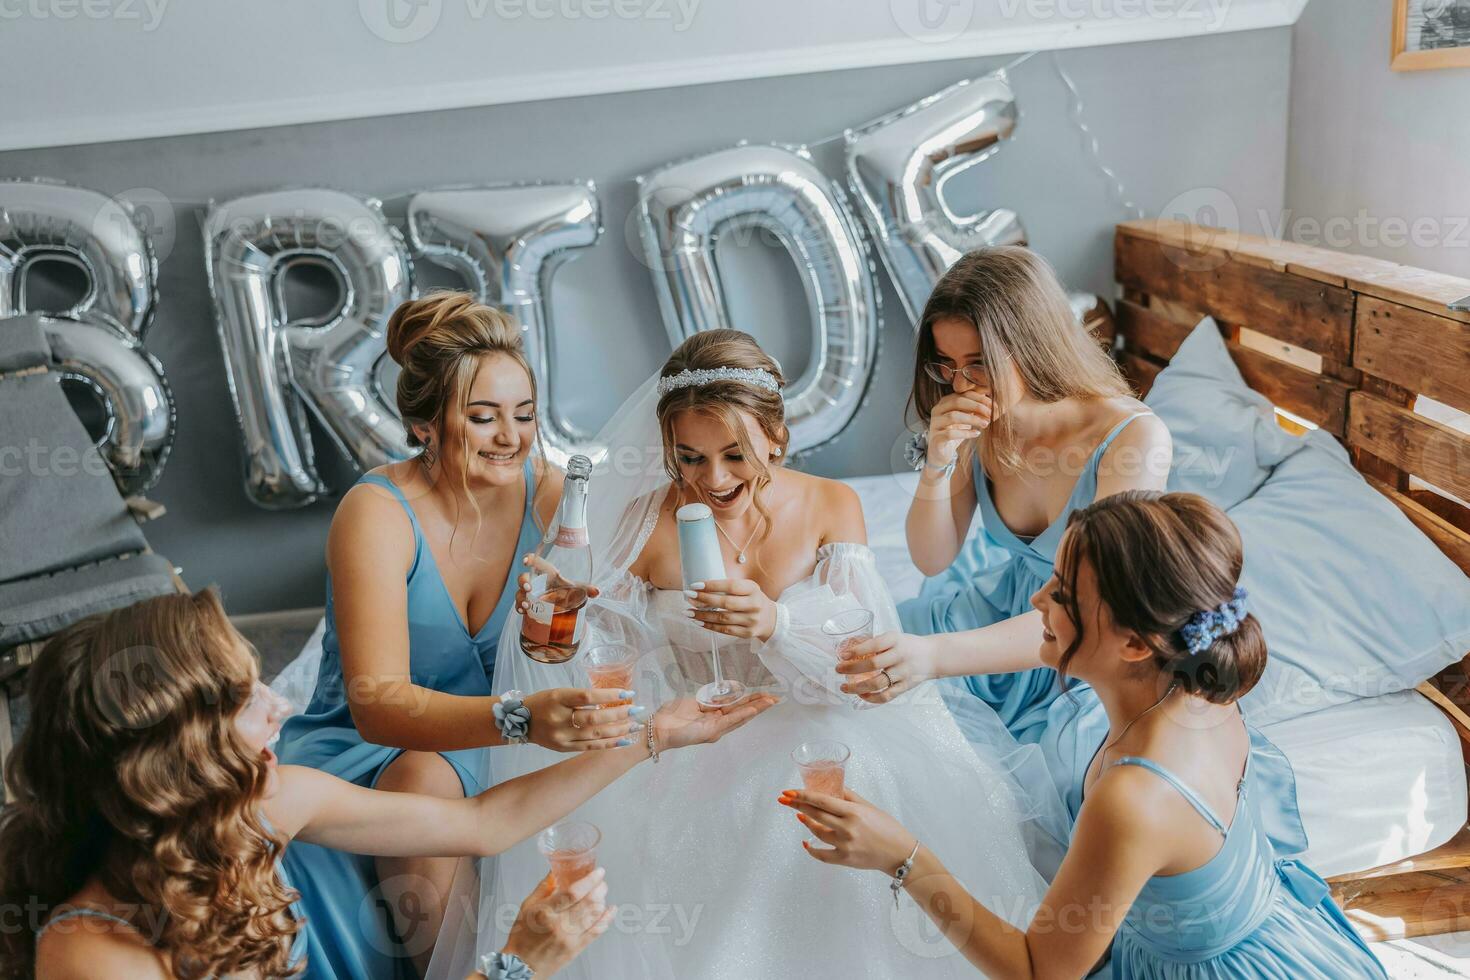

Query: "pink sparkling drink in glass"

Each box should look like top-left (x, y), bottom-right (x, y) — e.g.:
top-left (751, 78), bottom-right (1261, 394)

top-left (583, 644), bottom-right (639, 707)
top-left (537, 821), bottom-right (601, 888)
top-left (792, 740), bottom-right (851, 797)
top-left (822, 608), bottom-right (876, 686)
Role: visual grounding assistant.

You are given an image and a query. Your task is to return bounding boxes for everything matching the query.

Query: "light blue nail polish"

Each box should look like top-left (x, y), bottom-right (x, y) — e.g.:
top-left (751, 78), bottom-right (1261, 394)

top-left (629, 705), bottom-right (649, 719)
top-left (690, 582), bottom-right (705, 590)
top-left (616, 738), bottom-right (632, 747)
top-left (619, 689), bottom-right (636, 699)
top-left (685, 609), bottom-right (697, 618)
top-left (683, 589), bottom-right (698, 599)
top-left (628, 722), bottom-right (640, 734)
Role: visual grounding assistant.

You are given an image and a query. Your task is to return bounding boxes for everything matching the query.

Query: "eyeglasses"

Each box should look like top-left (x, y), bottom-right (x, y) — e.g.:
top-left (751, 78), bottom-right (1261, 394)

top-left (923, 361), bottom-right (989, 387)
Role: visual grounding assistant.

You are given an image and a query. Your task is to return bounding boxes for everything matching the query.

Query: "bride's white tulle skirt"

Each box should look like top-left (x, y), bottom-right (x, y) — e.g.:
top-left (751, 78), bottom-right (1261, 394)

top-left (428, 547), bottom-right (1053, 979)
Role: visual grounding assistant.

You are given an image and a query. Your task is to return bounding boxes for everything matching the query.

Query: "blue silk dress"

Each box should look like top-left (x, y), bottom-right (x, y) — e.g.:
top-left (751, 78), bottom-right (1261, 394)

top-left (899, 412), bottom-right (1152, 746)
top-left (1090, 748), bottom-right (1386, 977)
top-left (275, 463), bottom-right (545, 979)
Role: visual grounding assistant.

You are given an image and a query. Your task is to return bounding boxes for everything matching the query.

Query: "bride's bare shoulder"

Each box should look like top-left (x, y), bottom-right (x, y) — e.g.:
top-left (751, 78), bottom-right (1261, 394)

top-left (779, 469), bottom-right (866, 546)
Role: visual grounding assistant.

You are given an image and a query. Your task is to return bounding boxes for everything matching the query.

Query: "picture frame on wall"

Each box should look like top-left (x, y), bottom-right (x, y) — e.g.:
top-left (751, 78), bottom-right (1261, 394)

top-left (1393, 0), bottom-right (1470, 70)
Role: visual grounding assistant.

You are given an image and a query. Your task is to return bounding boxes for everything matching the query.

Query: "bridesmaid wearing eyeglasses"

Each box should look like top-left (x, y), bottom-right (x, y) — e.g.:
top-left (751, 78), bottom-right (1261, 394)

top-left (888, 246), bottom-right (1172, 746)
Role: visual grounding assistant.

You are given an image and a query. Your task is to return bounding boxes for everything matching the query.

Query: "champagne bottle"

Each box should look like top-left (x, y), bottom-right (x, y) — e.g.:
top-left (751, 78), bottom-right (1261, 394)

top-left (520, 454), bottom-right (594, 664)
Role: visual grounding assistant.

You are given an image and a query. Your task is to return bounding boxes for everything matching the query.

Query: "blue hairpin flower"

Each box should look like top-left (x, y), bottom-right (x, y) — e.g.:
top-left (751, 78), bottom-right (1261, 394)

top-left (1179, 586), bottom-right (1249, 656)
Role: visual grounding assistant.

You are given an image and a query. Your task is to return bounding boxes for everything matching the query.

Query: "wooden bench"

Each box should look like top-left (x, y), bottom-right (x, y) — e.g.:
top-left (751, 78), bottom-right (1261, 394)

top-left (1113, 218), bottom-right (1470, 941)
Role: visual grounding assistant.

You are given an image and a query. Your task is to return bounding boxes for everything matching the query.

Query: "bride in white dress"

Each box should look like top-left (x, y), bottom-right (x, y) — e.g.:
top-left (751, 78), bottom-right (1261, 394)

top-left (430, 331), bottom-right (1057, 979)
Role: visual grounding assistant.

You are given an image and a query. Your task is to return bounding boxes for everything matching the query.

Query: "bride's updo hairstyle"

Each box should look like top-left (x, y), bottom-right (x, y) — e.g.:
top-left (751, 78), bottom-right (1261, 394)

top-left (1053, 490), bottom-right (1266, 705)
top-left (656, 329), bottom-right (789, 548)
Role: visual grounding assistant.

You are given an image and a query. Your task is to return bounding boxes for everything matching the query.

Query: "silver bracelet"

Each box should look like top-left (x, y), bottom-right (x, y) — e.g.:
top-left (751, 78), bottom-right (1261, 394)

top-left (890, 841), bottom-right (920, 908)
top-left (922, 456), bottom-right (956, 479)
top-left (645, 718), bottom-right (660, 763)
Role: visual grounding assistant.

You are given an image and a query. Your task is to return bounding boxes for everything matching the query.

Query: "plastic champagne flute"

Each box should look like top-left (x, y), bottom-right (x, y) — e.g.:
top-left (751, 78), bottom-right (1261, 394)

top-left (792, 740), bottom-right (850, 847)
top-left (677, 502), bottom-right (747, 709)
top-left (822, 608), bottom-right (876, 691)
top-left (583, 644), bottom-right (640, 706)
top-left (537, 821), bottom-right (601, 888)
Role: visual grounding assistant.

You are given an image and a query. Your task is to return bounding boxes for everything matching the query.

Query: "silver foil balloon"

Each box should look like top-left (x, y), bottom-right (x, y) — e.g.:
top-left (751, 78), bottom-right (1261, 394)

top-left (0, 179), bottom-right (175, 492)
top-left (31, 312), bottom-right (176, 490)
top-left (407, 183), bottom-right (602, 467)
top-left (846, 74), bottom-right (1027, 326)
top-left (203, 189), bottom-right (413, 509)
top-left (636, 143), bottom-right (880, 452)
top-left (0, 177), bottom-right (158, 335)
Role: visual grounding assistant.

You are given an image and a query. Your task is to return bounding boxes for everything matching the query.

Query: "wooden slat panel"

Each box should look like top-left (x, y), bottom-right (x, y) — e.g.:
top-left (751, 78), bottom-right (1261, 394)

top-left (1115, 230), bottom-right (1355, 363)
top-left (1334, 876), bottom-right (1470, 942)
top-left (1230, 344), bottom-right (1351, 437)
top-left (1330, 826), bottom-right (1470, 883)
top-left (1117, 300), bottom-right (1350, 435)
top-left (1116, 300), bottom-right (1193, 361)
top-left (1356, 296), bottom-right (1470, 415)
top-left (1366, 478), bottom-right (1470, 576)
top-left (1347, 264), bottom-right (1470, 327)
top-left (1349, 393), bottom-right (1470, 503)
top-left (1411, 488), bottom-right (1470, 534)
top-left (1119, 219), bottom-right (1470, 323)
top-left (1118, 351), bottom-right (1162, 396)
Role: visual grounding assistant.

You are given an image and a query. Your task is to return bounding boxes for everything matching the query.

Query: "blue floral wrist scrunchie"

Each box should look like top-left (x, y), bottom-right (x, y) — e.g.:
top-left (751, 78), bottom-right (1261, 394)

top-left (479, 950), bottom-right (534, 979)
top-left (494, 691), bottom-right (532, 745)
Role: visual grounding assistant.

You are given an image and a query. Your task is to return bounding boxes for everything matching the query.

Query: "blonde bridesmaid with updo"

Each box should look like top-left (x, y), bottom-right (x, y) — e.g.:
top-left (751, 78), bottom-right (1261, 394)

top-left (274, 293), bottom-right (764, 977)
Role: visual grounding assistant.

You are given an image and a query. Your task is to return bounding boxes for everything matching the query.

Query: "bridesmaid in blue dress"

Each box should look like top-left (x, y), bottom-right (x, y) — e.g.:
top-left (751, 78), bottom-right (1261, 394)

top-left (894, 247), bottom-right (1172, 746)
top-left (794, 491), bottom-right (1386, 978)
top-left (276, 294), bottom-right (643, 977)
top-left (7, 589), bottom-right (767, 980)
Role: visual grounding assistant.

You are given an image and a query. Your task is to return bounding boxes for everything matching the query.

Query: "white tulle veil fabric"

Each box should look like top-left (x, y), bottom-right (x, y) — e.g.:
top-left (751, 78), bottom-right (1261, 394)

top-left (425, 372), bottom-right (1068, 980)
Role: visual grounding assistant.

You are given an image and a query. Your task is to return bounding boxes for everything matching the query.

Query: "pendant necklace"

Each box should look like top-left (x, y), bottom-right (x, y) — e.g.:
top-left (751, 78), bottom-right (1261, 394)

top-left (713, 515), bottom-right (762, 565)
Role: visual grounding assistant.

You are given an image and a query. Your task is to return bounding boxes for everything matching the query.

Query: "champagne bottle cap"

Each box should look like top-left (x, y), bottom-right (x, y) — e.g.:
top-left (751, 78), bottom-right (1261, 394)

top-left (676, 503), bottom-right (712, 522)
top-left (567, 454), bottom-right (593, 480)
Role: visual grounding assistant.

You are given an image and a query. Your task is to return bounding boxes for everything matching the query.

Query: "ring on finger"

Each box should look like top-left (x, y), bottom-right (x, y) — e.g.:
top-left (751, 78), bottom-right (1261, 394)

top-left (570, 706), bottom-right (587, 729)
top-left (876, 668), bottom-right (895, 693)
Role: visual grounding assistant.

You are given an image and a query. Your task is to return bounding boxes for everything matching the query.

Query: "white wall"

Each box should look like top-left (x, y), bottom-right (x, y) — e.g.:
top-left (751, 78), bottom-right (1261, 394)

top-left (1286, 0), bottom-right (1470, 277)
top-left (0, 0), bottom-right (1306, 149)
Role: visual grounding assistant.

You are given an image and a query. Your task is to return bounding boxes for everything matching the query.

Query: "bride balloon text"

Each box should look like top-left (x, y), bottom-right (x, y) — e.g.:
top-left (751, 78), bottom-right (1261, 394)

top-left (2, 70), bottom-right (1114, 507)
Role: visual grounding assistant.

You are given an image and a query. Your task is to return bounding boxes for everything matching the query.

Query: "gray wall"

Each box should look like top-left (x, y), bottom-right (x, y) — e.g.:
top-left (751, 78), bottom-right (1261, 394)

top-left (1287, 0), bottom-right (1470, 276)
top-left (0, 29), bottom-right (1291, 614)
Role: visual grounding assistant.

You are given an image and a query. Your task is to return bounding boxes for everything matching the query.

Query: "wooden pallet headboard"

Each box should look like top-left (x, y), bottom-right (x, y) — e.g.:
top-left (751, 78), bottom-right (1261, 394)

top-left (1111, 219), bottom-right (1470, 721)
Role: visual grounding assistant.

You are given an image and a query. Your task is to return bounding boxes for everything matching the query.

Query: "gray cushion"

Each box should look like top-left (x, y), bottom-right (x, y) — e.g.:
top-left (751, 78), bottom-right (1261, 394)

top-left (0, 317), bottom-right (51, 372)
top-left (0, 551), bottom-right (177, 648)
top-left (0, 372), bottom-right (149, 582)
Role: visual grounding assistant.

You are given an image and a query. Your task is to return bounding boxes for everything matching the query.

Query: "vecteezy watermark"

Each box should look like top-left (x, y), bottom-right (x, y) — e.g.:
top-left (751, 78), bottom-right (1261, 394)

top-left (0, 0), bottom-right (169, 30)
top-left (102, 188), bottom-right (178, 266)
top-left (1151, 186), bottom-right (1470, 271)
top-left (995, 0), bottom-right (1231, 30)
top-left (360, 0), bottom-right (699, 43)
top-left (890, 0), bottom-right (976, 44)
top-left (0, 439), bottom-right (113, 480)
top-left (1260, 208), bottom-right (1470, 253)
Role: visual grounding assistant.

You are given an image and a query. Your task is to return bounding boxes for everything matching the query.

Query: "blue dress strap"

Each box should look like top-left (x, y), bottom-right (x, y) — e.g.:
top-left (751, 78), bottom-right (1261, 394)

top-left (1111, 756), bottom-right (1229, 836)
top-left (1094, 410), bottom-right (1154, 457)
top-left (35, 907), bottom-right (139, 941)
top-left (358, 472), bottom-right (417, 527)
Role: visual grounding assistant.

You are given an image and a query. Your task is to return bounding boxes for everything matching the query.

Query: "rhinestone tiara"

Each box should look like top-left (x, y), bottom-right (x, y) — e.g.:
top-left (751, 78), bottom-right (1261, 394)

top-left (656, 367), bottom-right (780, 397)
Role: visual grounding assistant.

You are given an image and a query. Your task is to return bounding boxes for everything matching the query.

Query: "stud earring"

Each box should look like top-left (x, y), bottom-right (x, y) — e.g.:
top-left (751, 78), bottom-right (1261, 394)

top-left (772, 446), bottom-right (783, 458)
